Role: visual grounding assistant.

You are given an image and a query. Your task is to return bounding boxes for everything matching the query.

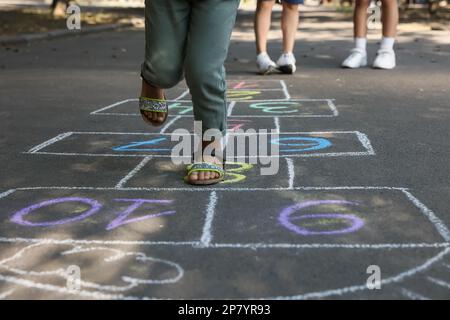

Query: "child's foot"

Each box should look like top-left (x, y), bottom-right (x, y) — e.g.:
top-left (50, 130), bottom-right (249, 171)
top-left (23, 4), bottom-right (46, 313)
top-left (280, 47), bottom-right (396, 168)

top-left (372, 49), bottom-right (396, 70)
top-left (341, 49), bottom-right (367, 69)
top-left (185, 141), bottom-right (225, 185)
top-left (256, 52), bottom-right (277, 75)
top-left (186, 155), bottom-right (224, 184)
top-left (140, 79), bottom-right (168, 126)
top-left (276, 53), bottom-right (297, 74)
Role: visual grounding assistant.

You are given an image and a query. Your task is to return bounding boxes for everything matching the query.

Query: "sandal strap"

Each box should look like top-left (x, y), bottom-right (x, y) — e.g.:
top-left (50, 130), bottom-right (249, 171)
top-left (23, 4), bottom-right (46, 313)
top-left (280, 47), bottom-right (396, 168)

top-left (139, 97), bottom-right (168, 113)
top-left (186, 162), bottom-right (225, 178)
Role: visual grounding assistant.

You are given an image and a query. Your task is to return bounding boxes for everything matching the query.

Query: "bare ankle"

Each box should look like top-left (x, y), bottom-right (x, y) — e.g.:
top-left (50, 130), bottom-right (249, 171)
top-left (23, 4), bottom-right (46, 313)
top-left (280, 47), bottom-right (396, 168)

top-left (141, 79), bottom-right (165, 100)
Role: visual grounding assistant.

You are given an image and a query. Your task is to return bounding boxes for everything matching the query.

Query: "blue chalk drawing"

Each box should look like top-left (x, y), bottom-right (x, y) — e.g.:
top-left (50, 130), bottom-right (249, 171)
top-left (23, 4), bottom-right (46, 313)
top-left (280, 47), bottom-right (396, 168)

top-left (168, 102), bottom-right (193, 115)
top-left (113, 137), bottom-right (171, 152)
top-left (271, 137), bottom-right (332, 152)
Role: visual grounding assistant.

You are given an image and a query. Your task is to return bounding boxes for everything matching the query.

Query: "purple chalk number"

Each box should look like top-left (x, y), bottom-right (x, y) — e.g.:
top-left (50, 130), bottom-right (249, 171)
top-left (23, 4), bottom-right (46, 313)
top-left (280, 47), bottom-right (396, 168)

top-left (11, 197), bottom-right (102, 227)
top-left (11, 197), bottom-right (176, 230)
top-left (106, 199), bottom-right (175, 230)
top-left (279, 200), bottom-right (364, 236)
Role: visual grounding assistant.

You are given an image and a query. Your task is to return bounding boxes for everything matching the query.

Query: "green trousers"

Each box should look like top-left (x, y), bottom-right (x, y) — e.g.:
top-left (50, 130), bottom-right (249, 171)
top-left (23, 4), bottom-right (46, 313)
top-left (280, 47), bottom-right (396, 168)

top-left (141, 0), bottom-right (240, 134)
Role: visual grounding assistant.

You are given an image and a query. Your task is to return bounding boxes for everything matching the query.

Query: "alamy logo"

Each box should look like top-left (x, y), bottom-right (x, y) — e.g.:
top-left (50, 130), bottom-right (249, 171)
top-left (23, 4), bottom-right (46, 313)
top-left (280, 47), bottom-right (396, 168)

top-left (66, 265), bottom-right (81, 291)
top-left (366, 265), bottom-right (381, 290)
top-left (171, 121), bottom-right (280, 176)
top-left (66, 4), bottom-right (81, 31)
top-left (367, 1), bottom-right (381, 30)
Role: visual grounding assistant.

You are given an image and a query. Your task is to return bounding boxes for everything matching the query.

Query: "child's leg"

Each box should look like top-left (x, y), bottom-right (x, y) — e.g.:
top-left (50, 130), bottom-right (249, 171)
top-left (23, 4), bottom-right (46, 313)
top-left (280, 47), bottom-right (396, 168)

top-left (276, 0), bottom-right (299, 74)
top-left (354, 0), bottom-right (370, 39)
top-left (281, 1), bottom-right (299, 54)
top-left (255, 0), bottom-right (277, 75)
top-left (372, 0), bottom-right (398, 69)
top-left (341, 0), bottom-right (370, 68)
top-left (381, 0), bottom-right (398, 38)
top-left (255, 0), bottom-right (276, 55)
top-left (140, 0), bottom-right (190, 125)
top-left (184, 0), bottom-right (240, 183)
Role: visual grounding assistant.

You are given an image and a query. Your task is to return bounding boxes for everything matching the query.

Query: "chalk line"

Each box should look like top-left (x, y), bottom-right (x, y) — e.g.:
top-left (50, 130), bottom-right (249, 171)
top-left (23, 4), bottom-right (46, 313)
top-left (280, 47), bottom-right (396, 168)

top-left (0, 236), bottom-right (447, 249)
top-left (208, 243), bottom-right (449, 250)
top-left (7, 185), bottom-right (409, 192)
top-left (27, 132), bottom-right (73, 153)
top-left (327, 100), bottom-right (339, 117)
top-left (31, 130), bottom-right (369, 137)
top-left (160, 116), bottom-right (181, 134)
top-left (27, 151), bottom-right (375, 159)
top-left (427, 276), bottom-right (450, 290)
top-left (227, 101), bottom-right (237, 117)
top-left (90, 99), bottom-right (137, 115)
top-left (0, 289), bottom-right (15, 299)
top-left (0, 189), bottom-right (16, 200)
top-left (355, 131), bottom-right (376, 155)
top-left (0, 237), bottom-right (199, 246)
top-left (114, 156), bottom-right (152, 189)
top-left (399, 287), bottom-right (430, 300)
top-left (89, 89), bottom-right (189, 115)
top-left (255, 247), bottom-right (450, 300)
top-left (285, 158), bottom-right (295, 190)
top-left (274, 117), bottom-right (280, 133)
top-left (199, 191), bottom-right (218, 247)
top-left (173, 89), bottom-right (190, 101)
top-left (401, 189), bottom-right (450, 242)
top-left (280, 80), bottom-right (291, 100)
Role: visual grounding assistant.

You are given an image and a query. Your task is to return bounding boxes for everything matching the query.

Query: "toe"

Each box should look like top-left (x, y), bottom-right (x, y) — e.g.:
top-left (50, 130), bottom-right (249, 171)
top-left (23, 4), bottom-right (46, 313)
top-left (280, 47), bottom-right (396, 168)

top-left (157, 113), bottom-right (165, 122)
top-left (189, 172), bottom-right (198, 182)
top-left (198, 172), bottom-right (205, 181)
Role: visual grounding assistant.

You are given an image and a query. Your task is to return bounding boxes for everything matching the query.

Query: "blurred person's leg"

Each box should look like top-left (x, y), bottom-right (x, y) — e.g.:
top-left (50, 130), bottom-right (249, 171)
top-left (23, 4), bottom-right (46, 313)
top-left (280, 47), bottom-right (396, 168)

top-left (255, 0), bottom-right (278, 74)
top-left (342, 0), bottom-right (370, 68)
top-left (276, 0), bottom-right (300, 74)
top-left (373, 0), bottom-right (398, 69)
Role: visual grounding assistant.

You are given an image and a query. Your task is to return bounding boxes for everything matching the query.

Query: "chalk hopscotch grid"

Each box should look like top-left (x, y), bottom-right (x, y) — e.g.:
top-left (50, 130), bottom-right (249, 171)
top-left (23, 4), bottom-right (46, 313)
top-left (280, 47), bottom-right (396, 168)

top-left (24, 131), bottom-right (376, 158)
top-left (90, 99), bottom-right (338, 118)
top-left (8, 78), bottom-right (448, 299)
top-left (0, 186), bottom-right (449, 249)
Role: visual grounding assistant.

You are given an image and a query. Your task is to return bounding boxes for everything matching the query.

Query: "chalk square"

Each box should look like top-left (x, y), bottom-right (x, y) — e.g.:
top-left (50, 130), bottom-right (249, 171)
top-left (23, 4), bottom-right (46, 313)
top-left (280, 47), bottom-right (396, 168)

top-left (168, 116), bottom-right (277, 133)
top-left (26, 131), bottom-right (375, 158)
top-left (124, 158), bottom-right (291, 189)
top-left (230, 100), bottom-right (338, 117)
top-left (0, 189), bottom-right (207, 243)
top-left (211, 189), bottom-right (447, 245)
top-left (227, 89), bottom-right (289, 102)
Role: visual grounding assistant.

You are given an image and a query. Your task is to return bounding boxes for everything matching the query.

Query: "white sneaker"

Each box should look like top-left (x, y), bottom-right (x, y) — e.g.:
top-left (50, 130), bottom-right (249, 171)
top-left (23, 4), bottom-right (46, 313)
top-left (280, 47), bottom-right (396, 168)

top-left (276, 53), bottom-right (296, 74)
top-left (341, 48), bottom-right (367, 69)
top-left (372, 49), bottom-right (396, 69)
top-left (256, 52), bottom-right (277, 75)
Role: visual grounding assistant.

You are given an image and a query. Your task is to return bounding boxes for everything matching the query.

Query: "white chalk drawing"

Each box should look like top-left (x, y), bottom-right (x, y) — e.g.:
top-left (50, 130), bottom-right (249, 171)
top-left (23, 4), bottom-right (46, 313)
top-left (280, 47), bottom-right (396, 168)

top-left (0, 242), bottom-right (184, 299)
